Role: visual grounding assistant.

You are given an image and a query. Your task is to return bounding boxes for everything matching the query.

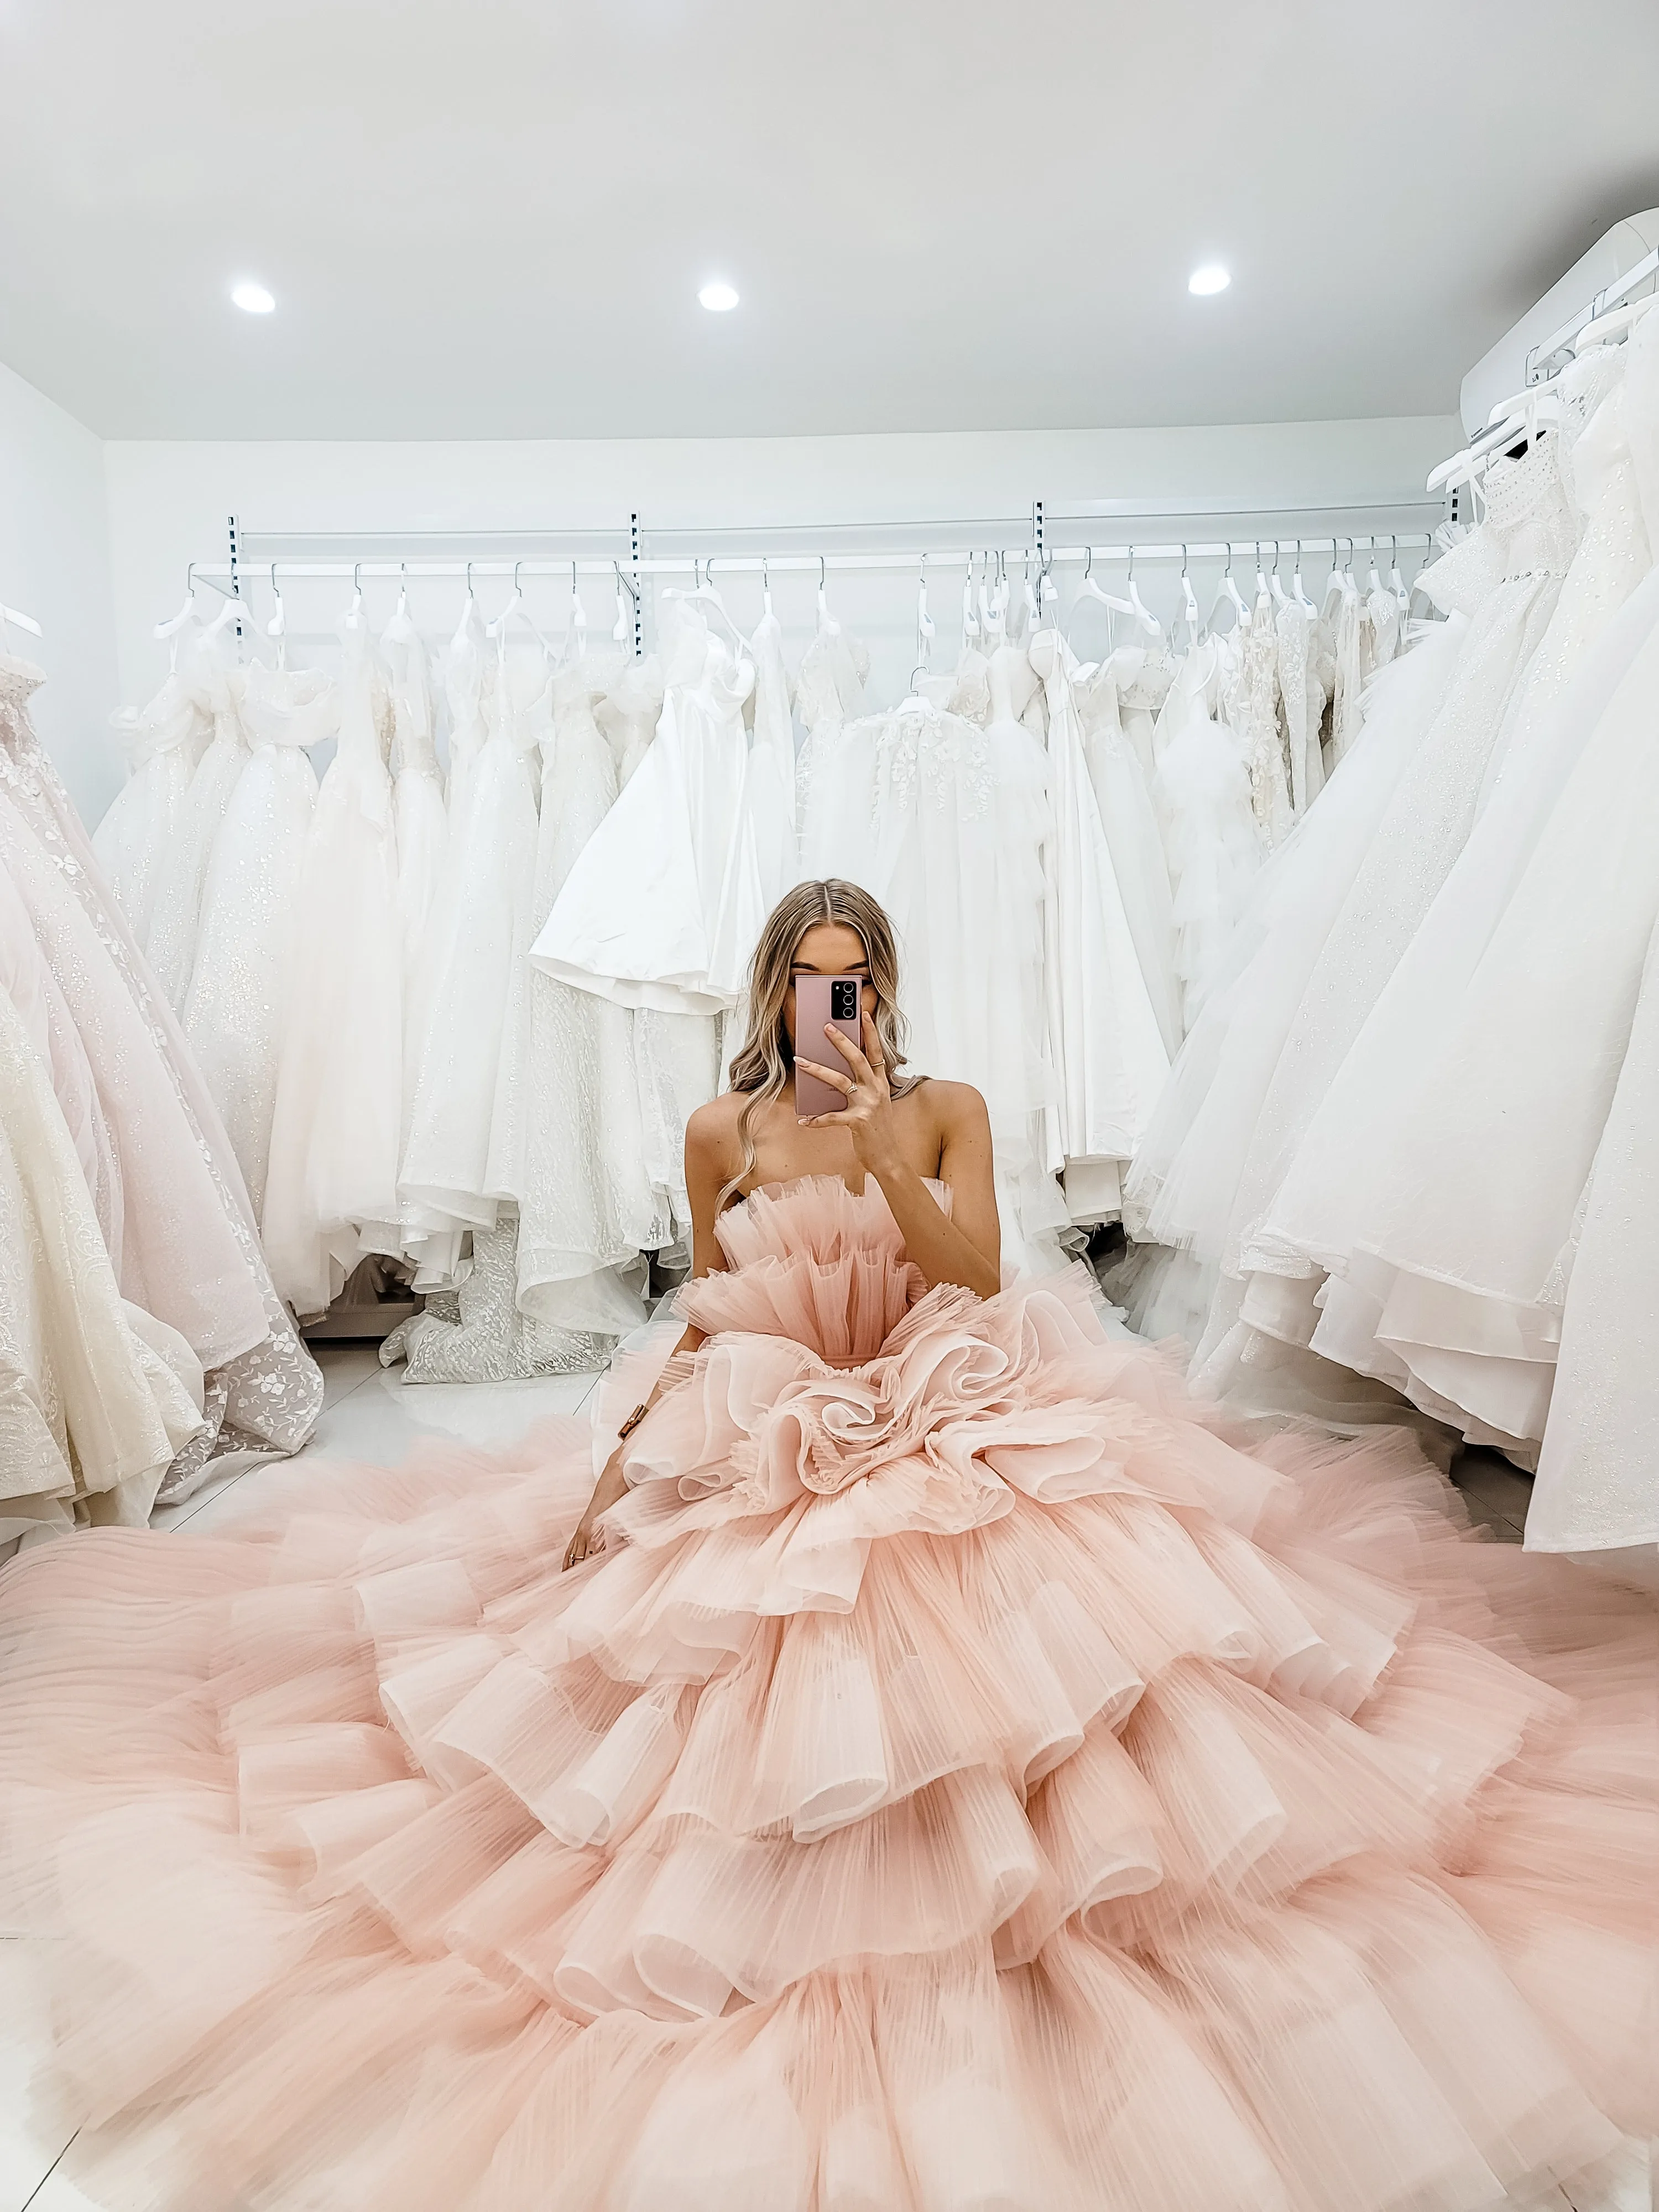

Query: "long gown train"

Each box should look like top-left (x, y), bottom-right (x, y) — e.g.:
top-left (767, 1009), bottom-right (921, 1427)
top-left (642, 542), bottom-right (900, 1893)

top-left (0, 1177), bottom-right (1651, 2212)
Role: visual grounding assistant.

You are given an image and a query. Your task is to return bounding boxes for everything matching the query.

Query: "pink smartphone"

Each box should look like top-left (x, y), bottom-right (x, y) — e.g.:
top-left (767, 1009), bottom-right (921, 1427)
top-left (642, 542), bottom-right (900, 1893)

top-left (795, 974), bottom-right (864, 1119)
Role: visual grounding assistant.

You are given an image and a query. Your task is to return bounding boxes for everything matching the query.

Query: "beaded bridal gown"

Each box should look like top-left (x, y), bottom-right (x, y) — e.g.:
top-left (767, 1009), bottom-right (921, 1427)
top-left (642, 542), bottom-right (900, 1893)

top-left (0, 1175), bottom-right (1651, 2212)
top-left (1, 654), bottom-right (322, 1493)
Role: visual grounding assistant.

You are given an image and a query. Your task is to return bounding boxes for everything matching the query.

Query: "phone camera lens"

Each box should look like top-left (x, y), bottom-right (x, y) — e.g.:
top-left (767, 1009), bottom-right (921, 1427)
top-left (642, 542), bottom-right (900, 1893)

top-left (832, 981), bottom-right (857, 1019)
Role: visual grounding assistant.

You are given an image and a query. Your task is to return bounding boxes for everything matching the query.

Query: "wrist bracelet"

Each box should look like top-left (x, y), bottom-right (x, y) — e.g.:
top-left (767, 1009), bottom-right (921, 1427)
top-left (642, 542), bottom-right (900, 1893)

top-left (616, 1401), bottom-right (651, 1442)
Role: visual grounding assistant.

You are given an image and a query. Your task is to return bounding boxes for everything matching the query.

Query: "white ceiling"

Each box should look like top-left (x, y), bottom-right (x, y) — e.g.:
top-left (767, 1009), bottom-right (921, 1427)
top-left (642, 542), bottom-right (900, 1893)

top-left (2, 0), bottom-right (1657, 442)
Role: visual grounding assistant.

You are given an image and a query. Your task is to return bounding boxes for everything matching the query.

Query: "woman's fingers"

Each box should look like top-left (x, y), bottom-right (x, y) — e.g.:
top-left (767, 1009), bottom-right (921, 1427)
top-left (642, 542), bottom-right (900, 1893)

top-left (797, 1055), bottom-right (854, 1094)
top-left (823, 1022), bottom-right (875, 1082)
top-left (862, 1013), bottom-right (886, 1073)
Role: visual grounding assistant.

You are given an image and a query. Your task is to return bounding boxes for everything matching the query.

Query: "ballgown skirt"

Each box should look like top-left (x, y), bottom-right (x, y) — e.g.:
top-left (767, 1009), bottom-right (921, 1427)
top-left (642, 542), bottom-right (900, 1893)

top-left (0, 1177), bottom-right (1651, 2212)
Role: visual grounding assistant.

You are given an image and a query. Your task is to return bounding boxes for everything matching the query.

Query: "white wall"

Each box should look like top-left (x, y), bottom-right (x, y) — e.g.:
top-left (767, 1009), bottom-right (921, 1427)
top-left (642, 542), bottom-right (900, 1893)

top-left (0, 361), bottom-right (122, 822)
top-left (102, 413), bottom-right (1457, 779)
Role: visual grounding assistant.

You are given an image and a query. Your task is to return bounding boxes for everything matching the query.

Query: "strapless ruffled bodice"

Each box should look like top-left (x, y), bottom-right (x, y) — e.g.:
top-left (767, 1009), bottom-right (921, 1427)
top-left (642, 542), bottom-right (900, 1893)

top-left (680, 1175), bottom-right (946, 1366)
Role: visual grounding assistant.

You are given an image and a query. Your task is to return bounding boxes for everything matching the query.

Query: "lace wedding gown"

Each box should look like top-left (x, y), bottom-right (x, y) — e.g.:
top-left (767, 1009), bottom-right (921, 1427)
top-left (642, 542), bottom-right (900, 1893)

top-left (0, 1174), bottom-right (1651, 2211)
top-left (0, 654), bottom-right (322, 1493)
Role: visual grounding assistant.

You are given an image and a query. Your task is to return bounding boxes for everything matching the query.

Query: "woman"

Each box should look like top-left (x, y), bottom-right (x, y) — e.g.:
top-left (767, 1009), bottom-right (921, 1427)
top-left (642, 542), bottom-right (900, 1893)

top-left (0, 880), bottom-right (1651, 2212)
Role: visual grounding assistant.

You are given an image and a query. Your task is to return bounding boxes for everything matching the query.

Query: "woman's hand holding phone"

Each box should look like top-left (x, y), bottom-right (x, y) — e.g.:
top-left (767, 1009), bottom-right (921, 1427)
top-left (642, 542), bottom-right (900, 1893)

top-left (795, 1013), bottom-right (902, 1176)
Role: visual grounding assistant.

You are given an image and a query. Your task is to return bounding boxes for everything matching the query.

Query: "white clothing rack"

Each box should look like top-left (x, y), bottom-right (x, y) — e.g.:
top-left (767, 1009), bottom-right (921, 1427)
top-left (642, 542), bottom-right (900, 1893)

top-left (195, 502), bottom-right (1441, 655)
top-left (192, 536), bottom-right (1431, 583)
top-left (0, 601), bottom-right (43, 638)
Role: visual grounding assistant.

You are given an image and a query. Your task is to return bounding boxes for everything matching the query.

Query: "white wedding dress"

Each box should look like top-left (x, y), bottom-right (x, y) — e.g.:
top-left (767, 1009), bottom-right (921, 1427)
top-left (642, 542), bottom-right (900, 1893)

top-left (0, 982), bottom-right (205, 1546)
top-left (533, 596), bottom-right (755, 1018)
top-left (1186, 436), bottom-right (1579, 1387)
top-left (706, 607), bottom-right (798, 1006)
top-left (1, 653), bottom-right (322, 1494)
top-left (1029, 627), bottom-right (1169, 1224)
top-left (181, 661), bottom-right (336, 1216)
top-left (492, 649), bottom-right (664, 1337)
top-left (1314, 340), bottom-right (1659, 1463)
top-left (1527, 910), bottom-right (1659, 1574)
top-left (92, 647), bottom-right (207, 948)
top-left (143, 643), bottom-right (250, 1012)
top-left (794, 618), bottom-right (871, 877)
top-left (1249, 335), bottom-right (1657, 1434)
top-left (1073, 654), bottom-right (1184, 1060)
top-left (1150, 637), bottom-right (1262, 1031)
top-left (399, 635), bottom-right (544, 1251)
top-left (531, 601), bottom-right (748, 1241)
top-left (262, 614), bottom-right (404, 1318)
top-left (1122, 611), bottom-right (1473, 1312)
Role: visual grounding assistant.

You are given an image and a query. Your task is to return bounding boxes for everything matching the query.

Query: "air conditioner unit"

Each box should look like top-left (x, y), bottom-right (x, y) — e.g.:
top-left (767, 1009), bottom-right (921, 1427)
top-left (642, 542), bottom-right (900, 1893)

top-left (1459, 209), bottom-right (1659, 440)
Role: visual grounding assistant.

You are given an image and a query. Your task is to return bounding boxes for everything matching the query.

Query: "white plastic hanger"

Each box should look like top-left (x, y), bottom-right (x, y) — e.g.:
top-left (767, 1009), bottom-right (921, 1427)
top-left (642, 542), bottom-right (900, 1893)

top-left (0, 599), bottom-right (41, 642)
top-left (1125, 546), bottom-right (1162, 639)
top-left (761, 554), bottom-right (774, 622)
top-left (153, 563), bottom-right (202, 669)
top-left (1575, 290), bottom-right (1658, 351)
top-left (612, 562), bottom-right (633, 649)
top-left (1020, 549), bottom-right (1041, 636)
top-left (1267, 540), bottom-right (1292, 613)
top-left (1066, 547), bottom-right (1135, 648)
top-left (1291, 540), bottom-right (1318, 615)
top-left (1207, 544), bottom-right (1250, 633)
top-left (915, 554), bottom-right (936, 667)
top-left (815, 554), bottom-right (841, 638)
top-left (961, 552), bottom-right (980, 645)
top-left (1389, 536), bottom-right (1411, 616)
top-left (1177, 545), bottom-right (1203, 640)
top-left (488, 561), bottom-right (554, 653)
top-left (562, 561), bottom-right (588, 664)
top-left (674, 560), bottom-right (750, 659)
top-left (265, 564), bottom-right (288, 668)
top-left (383, 561), bottom-right (415, 645)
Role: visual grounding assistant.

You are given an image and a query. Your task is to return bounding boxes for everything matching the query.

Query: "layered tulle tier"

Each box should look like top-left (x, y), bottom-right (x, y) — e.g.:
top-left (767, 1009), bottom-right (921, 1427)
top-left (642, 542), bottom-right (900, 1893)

top-left (0, 1178), bottom-right (1653, 2212)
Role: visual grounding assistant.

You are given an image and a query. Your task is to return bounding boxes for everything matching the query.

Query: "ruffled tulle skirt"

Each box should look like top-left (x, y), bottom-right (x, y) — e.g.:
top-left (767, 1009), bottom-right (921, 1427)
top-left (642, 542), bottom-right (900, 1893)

top-left (0, 1181), bottom-right (1652, 2212)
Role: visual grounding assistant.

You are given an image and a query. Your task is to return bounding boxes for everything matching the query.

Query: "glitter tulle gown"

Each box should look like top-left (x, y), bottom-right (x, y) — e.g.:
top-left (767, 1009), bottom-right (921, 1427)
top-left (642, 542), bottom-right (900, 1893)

top-left (0, 1175), bottom-right (1652, 2212)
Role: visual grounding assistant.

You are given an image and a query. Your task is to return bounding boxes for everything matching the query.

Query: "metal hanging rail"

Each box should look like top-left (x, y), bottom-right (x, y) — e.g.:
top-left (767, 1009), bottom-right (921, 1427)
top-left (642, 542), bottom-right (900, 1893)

top-left (192, 534), bottom-right (1432, 592)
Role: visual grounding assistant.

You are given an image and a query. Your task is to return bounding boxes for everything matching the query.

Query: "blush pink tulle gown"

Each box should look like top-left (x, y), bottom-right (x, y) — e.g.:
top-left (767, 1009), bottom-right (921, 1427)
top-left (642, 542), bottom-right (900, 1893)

top-left (0, 1176), bottom-right (1652, 2212)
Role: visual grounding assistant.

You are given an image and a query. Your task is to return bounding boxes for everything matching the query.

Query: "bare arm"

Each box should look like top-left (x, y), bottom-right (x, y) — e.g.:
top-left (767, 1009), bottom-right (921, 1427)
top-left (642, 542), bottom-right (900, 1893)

top-left (796, 1019), bottom-right (1001, 1300)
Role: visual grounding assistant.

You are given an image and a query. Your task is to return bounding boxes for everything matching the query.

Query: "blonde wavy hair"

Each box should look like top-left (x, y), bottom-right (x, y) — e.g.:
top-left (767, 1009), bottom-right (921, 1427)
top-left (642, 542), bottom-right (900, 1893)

top-left (719, 879), bottom-right (920, 1206)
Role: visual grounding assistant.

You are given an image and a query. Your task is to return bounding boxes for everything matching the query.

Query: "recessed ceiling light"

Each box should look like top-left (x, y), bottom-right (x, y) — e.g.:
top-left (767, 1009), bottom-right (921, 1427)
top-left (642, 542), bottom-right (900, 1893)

top-left (1188, 264), bottom-right (1230, 297)
top-left (698, 280), bottom-right (739, 312)
top-left (231, 280), bottom-right (275, 314)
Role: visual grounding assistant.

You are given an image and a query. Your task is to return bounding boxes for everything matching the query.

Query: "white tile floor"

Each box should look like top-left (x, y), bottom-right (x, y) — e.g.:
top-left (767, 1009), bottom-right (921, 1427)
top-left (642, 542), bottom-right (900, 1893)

top-left (3, 1349), bottom-right (1645, 2212)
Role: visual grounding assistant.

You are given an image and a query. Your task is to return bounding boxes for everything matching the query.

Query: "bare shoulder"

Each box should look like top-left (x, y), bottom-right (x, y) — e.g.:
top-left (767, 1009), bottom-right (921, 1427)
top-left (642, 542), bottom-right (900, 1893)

top-left (686, 1091), bottom-right (745, 1163)
top-left (911, 1076), bottom-right (990, 1135)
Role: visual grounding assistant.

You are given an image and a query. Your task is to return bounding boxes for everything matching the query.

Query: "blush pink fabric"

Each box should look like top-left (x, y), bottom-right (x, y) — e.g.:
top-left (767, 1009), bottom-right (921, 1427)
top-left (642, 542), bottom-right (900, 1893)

top-left (0, 1175), bottom-right (1652, 2212)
